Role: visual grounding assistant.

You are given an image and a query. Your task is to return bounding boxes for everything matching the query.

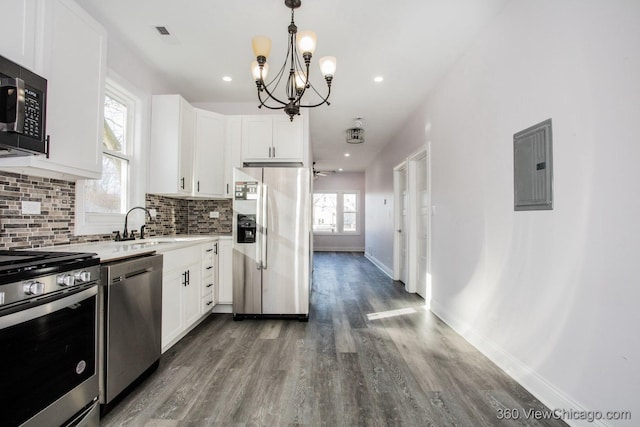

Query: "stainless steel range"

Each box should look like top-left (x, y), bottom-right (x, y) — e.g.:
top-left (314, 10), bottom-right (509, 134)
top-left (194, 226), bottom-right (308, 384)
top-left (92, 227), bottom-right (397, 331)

top-left (0, 249), bottom-right (100, 427)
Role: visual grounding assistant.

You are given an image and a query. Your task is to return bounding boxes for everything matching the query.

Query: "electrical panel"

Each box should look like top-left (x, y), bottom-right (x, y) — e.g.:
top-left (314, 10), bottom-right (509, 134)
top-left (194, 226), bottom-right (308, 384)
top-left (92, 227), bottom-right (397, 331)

top-left (514, 119), bottom-right (553, 211)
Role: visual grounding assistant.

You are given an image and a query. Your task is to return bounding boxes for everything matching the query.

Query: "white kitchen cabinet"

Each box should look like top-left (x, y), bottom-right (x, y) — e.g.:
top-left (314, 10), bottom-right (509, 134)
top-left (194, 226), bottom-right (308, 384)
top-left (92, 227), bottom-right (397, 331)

top-left (241, 115), bottom-right (304, 164)
top-left (0, 0), bottom-right (107, 180)
top-left (149, 97), bottom-right (229, 198)
top-left (161, 244), bottom-right (202, 352)
top-left (217, 238), bottom-right (233, 304)
top-left (0, 0), bottom-right (39, 70)
top-left (224, 116), bottom-right (242, 198)
top-left (194, 109), bottom-right (225, 197)
top-left (149, 95), bottom-right (195, 196)
top-left (201, 241), bottom-right (217, 314)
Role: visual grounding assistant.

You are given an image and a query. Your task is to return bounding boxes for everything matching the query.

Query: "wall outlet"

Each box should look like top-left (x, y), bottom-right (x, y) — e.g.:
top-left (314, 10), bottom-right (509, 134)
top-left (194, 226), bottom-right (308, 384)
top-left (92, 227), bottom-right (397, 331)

top-left (209, 211), bottom-right (220, 219)
top-left (148, 208), bottom-right (157, 218)
top-left (22, 201), bottom-right (41, 215)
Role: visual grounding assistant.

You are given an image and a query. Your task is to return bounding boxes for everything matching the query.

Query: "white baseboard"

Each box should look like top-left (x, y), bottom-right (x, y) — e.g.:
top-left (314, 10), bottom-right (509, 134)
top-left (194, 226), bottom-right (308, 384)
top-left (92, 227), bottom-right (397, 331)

top-left (364, 251), bottom-right (393, 279)
top-left (212, 303), bottom-right (232, 314)
top-left (429, 299), bottom-right (609, 427)
top-left (314, 247), bottom-right (364, 252)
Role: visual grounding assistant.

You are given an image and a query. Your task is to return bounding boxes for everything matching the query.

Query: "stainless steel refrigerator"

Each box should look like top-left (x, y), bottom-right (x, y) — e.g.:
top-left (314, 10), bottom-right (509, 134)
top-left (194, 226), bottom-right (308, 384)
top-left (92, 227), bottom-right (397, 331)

top-left (232, 167), bottom-right (311, 320)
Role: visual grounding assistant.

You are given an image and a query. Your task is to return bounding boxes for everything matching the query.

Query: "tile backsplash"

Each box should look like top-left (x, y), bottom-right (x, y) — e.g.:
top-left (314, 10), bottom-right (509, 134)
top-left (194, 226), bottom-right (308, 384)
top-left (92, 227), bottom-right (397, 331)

top-left (145, 194), bottom-right (232, 236)
top-left (0, 171), bottom-right (232, 250)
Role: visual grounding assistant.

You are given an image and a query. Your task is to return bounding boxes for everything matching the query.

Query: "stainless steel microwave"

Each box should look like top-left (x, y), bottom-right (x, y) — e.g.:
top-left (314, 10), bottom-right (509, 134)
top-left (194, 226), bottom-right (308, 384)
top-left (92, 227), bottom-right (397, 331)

top-left (0, 54), bottom-right (48, 156)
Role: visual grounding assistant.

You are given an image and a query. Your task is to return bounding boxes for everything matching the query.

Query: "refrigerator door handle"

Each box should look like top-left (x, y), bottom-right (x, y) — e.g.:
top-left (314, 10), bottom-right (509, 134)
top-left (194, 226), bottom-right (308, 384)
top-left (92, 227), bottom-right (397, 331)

top-left (255, 181), bottom-right (263, 270)
top-left (261, 184), bottom-right (269, 270)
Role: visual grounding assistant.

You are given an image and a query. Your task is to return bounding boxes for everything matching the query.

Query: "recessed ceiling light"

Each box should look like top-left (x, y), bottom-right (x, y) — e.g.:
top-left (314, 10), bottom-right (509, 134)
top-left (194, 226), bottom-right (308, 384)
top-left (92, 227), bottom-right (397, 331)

top-left (374, 76), bottom-right (384, 83)
top-left (344, 153), bottom-right (350, 157)
top-left (222, 76), bottom-right (232, 82)
top-left (338, 168), bottom-right (343, 171)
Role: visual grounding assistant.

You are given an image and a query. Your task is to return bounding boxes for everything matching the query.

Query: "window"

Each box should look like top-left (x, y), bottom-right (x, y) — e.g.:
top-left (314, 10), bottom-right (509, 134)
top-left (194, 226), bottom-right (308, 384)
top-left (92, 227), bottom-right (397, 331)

top-left (313, 191), bottom-right (359, 234)
top-left (76, 75), bottom-right (144, 235)
top-left (84, 93), bottom-right (130, 214)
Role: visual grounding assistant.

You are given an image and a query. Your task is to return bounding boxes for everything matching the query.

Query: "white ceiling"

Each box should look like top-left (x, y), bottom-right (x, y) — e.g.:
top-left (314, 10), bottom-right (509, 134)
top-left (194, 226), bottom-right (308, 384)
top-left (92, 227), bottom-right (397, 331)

top-left (75, 0), bottom-right (509, 172)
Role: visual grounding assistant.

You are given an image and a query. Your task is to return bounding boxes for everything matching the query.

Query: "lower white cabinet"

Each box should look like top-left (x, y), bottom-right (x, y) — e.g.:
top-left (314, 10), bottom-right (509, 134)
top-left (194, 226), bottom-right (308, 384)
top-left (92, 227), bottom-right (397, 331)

top-left (201, 241), bottom-right (217, 314)
top-left (217, 238), bottom-right (233, 304)
top-left (161, 244), bottom-right (203, 352)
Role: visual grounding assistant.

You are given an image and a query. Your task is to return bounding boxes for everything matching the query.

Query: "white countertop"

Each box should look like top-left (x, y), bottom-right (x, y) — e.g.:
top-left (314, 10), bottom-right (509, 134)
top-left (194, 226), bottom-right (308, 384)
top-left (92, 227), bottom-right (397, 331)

top-left (39, 234), bottom-right (231, 262)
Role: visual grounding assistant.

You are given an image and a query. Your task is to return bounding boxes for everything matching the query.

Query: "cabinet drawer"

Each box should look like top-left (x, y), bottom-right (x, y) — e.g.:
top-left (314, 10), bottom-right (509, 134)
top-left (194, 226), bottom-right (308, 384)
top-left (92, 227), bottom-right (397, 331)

top-left (202, 279), bottom-right (214, 297)
top-left (202, 294), bottom-right (214, 313)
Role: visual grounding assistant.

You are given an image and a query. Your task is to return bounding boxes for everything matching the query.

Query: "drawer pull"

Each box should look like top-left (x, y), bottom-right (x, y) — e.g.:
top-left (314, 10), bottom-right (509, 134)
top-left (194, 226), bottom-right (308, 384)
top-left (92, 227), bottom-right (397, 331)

top-left (207, 283), bottom-right (213, 288)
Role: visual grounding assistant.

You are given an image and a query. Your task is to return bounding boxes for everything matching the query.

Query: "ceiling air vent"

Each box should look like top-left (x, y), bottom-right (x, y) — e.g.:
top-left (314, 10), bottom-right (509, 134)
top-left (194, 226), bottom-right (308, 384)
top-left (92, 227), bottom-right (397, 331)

top-left (346, 118), bottom-right (365, 144)
top-left (155, 26), bottom-right (171, 36)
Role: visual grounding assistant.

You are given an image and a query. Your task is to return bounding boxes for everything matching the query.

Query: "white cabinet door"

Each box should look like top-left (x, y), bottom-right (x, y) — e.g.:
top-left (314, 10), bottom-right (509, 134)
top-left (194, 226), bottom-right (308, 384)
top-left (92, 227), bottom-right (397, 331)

top-left (182, 260), bottom-right (202, 327)
top-left (241, 116), bottom-right (273, 161)
top-left (161, 267), bottom-right (184, 350)
top-left (178, 99), bottom-right (195, 194)
top-left (39, 0), bottom-right (106, 177)
top-left (218, 238), bottom-right (233, 304)
top-left (224, 116), bottom-right (242, 198)
top-left (194, 109), bottom-right (225, 197)
top-left (272, 115), bottom-right (303, 161)
top-left (0, 0), bottom-right (38, 70)
top-left (161, 244), bottom-right (204, 353)
top-left (149, 95), bottom-right (195, 195)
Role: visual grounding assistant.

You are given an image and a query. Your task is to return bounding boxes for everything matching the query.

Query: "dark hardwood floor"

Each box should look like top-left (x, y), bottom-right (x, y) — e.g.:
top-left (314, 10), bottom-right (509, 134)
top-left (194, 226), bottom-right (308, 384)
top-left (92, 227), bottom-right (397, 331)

top-left (101, 252), bottom-right (567, 426)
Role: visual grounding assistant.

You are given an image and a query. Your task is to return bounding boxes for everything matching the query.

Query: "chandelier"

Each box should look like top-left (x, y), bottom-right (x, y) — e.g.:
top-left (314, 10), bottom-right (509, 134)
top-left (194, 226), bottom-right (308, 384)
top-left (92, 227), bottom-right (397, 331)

top-left (251, 0), bottom-right (336, 121)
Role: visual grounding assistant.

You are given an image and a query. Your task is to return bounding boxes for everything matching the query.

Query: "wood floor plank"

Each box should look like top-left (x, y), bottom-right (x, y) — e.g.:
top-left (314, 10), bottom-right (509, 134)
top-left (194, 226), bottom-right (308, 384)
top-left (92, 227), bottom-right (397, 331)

top-left (101, 252), bottom-right (567, 427)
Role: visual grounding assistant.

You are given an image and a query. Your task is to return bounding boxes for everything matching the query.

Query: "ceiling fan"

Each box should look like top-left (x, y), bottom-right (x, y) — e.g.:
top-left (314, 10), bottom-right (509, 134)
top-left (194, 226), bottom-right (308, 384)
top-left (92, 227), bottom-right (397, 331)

top-left (312, 162), bottom-right (335, 178)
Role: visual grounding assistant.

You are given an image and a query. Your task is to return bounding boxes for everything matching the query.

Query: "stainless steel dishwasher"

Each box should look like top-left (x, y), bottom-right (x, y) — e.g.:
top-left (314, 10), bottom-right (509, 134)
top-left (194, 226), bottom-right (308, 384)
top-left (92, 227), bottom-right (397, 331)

top-left (99, 253), bottom-right (163, 410)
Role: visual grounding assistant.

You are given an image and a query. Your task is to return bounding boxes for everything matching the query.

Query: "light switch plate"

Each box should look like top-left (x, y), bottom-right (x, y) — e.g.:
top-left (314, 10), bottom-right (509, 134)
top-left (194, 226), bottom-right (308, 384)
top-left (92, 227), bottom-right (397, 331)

top-left (22, 201), bottom-right (41, 215)
top-left (209, 211), bottom-right (220, 219)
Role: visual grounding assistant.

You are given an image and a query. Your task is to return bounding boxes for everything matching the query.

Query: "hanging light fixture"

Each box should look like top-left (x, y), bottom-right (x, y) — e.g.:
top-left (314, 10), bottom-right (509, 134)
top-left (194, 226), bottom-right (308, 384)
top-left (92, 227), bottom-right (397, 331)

top-left (251, 0), bottom-right (336, 121)
top-left (346, 118), bottom-right (365, 144)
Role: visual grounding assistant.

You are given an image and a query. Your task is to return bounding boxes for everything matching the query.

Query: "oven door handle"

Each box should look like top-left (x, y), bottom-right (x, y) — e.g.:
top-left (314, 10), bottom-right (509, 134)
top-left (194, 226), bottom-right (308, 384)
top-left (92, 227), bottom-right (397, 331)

top-left (0, 286), bottom-right (97, 329)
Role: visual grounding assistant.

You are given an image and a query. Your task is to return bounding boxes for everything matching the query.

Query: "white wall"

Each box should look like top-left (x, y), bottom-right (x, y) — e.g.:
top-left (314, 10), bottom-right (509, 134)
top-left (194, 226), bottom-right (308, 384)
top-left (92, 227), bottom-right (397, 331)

top-left (365, 0), bottom-right (640, 424)
top-left (313, 172), bottom-right (365, 252)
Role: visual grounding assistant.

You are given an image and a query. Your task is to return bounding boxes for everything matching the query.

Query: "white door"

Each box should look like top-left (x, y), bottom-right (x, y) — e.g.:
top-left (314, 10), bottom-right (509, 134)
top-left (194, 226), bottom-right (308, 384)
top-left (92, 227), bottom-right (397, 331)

top-left (416, 153), bottom-right (429, 298)
top-left (399, 166), bottom-right (408, 285)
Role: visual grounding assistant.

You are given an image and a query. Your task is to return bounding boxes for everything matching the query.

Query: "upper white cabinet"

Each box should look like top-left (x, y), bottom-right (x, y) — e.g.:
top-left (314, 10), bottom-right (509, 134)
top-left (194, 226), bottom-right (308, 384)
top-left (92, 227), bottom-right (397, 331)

top-left (0, 0), bottom-right (106, 180)
top-left (149, 96), bottom-right (228, 198)
top-left (241, 115), bottom-right (304, 164)
top-left (0, 0), bottom-right (39, 70)
top-left (149, 95), bottom-right (195, 196)
top-left (194, 109), bottom-right (225, 198)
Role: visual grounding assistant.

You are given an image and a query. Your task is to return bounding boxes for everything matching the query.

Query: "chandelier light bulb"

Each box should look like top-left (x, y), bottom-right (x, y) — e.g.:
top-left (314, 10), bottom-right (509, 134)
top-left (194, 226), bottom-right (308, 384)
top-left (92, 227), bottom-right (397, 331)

top-left (251, 61), bottom-right (268, 81)
top-left (252, 36), bottom-right (272, 58)
top-left (295, 72), bottom-right (306, 90)
top-left (319, 56), bottom-right (337, 77)
top-left (297, 30), bottom-right (317, 55)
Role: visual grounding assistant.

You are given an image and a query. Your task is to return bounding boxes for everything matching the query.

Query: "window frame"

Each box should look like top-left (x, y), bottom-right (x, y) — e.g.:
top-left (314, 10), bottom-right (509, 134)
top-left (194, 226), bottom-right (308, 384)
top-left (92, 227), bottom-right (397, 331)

top-left (312, 190), bottom-right (361, 235)
top-left (75, 73), bottom-right (146, 236)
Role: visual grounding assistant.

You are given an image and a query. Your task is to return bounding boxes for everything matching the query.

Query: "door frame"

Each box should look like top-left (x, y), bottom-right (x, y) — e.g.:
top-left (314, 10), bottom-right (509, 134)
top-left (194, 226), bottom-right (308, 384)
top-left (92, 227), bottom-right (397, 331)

top-left (393, 161), bottom-right (407, 282)
top-left (393, 146), bottom-right (432, 304)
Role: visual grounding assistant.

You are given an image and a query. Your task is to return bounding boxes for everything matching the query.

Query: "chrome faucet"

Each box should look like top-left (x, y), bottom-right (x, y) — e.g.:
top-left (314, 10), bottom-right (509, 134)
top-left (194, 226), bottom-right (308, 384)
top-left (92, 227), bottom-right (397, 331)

top-left (116, 207), bottom-right (152, 241)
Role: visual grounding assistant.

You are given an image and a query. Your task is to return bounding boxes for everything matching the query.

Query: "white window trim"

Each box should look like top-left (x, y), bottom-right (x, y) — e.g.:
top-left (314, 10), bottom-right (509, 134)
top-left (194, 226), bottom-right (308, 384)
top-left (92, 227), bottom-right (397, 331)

top-left (313, 190), bottom-right (361, 235)
top-left (75, 71), bottom-right (148, 236)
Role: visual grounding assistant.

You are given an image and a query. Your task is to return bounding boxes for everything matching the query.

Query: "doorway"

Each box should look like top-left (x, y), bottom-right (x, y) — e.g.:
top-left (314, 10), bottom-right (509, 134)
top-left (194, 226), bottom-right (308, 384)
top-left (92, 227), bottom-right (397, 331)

top-left (393, 162), bottom-right (408, 284)
top-left (393, 147), bottom-right (431, 303)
